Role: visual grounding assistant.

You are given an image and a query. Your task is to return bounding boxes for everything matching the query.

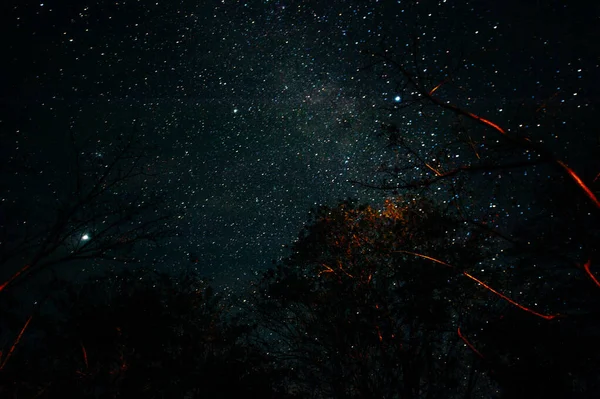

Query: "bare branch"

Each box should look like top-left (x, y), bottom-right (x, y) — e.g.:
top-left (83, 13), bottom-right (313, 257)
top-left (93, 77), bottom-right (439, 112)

top-left (367, 50), bottom-right (600, 209)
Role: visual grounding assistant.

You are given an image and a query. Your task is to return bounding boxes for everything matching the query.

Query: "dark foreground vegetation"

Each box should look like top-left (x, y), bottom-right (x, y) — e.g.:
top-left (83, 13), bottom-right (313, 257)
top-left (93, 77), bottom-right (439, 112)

top-left (1, 190), bottom-right (599, 398)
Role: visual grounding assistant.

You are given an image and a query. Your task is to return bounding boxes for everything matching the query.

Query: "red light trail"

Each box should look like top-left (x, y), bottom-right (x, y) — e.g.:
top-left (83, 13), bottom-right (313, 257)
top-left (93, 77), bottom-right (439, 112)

top-left (396, 250), bottom-right (560, 320)
top-left (0, 264), bottom-right (31, 293)
top-left (583, 259), bottom-right (600, 289)
top-left (0, 315), bottom-right (33, 370)
top-left (457, 327), bottom-right (484, 359)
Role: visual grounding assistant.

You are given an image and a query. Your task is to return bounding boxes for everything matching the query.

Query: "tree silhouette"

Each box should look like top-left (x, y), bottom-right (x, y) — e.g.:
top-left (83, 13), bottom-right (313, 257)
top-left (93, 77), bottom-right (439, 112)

top-left (252, 197), bottom-right (501, 398)
top-left (0, 268), bottom-right (291, 398)
top-left (0, 130), bottom-right (178, 295)
top-left (0, 129), bottom-right (180, 380)
top-left (355, 49), bottom-right (599, 211)
top-left (469, 178), bottom-right (600, 398)
top-left (344, 43), bottom-right (600, 397)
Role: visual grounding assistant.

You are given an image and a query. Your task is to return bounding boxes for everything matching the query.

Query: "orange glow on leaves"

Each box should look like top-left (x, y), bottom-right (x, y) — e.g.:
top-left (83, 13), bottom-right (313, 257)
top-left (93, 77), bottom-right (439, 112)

top-left (319, 262), bottom-right (354, 278)
top-left (352, 234), bottom-right (362, 247)
top-left (583, 259), bottom-right (600, 288)
top-left (0, 315), bottom-right (33, 370)
top-left (0, 264), bottom-right (31, 293)
top-left (457, 327), bottom-right (484, 359)
top-left (381, 199), bottom-right (406, 221)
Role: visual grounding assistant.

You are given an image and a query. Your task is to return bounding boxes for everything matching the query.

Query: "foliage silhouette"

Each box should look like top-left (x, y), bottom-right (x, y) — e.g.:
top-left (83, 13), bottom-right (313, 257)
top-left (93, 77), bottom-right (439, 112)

top-left (348, 40), bottom-right (600, 398)
top-left (0, 268), bottom-right (291, 398)
top-left (252, 197), bottom-right (495, 398)
top-left (0, 131), bottom-right (178, 296)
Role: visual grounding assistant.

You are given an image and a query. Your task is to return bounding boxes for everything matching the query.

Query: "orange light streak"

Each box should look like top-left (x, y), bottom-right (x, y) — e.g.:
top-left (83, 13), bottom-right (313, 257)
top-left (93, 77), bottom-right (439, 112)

top-left (318, 263), bottom-right (335, 276)
top-left (466, 110), bottom-right (600, 209)
top-left (0, 264), bottom-right (31, 293)
top-left (80, 342), bottom-right (89, 369)
top-left (0, 315), bottom-right (33, 370)
top-left (468, 107), bottom-right (600, 209)
top-left (583, 259), bottom-right (600, 289)
top-left (338, 262), bottom-right (354, 279)
top-left (429, 81), bottom-right (444, 95)
top-left (463, 272), bottom-right (558, 320)
top-left (395, 250), bottom-right (453, 268)
top-left (457, 327), bottom-right (484, 359)
top-left (466, 112), bottom-right (507, 135)
top-left (375, 325), bottom-right (383, 342)
top-left (557, 161), bottom-right (600, 209)
top-left (425, 163), bottom-right (443, 176)
top-left (397, 250), bottom-right (559, 320)
top-left (465, 110), bottom-right (600, 209)
top-left (319, 262), bottom-right (354, 278)
top-left (417, 59), bottom-right (598, 209)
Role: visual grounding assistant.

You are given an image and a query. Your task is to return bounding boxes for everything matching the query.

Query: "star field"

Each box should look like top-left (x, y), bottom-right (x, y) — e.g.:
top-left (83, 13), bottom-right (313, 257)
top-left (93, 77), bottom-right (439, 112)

top-left (1, 0), bottom-right (598, 293)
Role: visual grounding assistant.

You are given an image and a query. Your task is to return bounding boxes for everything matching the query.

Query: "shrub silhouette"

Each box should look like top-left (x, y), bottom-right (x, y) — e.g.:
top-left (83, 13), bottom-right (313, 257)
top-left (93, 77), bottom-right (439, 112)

top-left (0, 267), bottom-right (289, 398)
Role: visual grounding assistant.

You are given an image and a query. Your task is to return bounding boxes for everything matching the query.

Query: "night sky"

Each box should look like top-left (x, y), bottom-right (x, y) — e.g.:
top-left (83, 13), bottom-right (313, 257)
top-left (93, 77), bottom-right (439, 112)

top-left (2, 0), bottom-right (598, 292)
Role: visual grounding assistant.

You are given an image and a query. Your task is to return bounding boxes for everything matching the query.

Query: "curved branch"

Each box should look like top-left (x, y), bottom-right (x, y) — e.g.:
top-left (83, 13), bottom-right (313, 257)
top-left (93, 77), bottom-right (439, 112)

top-left (370, 51), bottom-right (600, 209)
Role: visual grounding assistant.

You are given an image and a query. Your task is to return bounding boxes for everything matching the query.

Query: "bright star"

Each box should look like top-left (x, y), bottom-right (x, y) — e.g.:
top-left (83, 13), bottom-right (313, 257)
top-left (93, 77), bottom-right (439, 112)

top-left (82, 234), bottom-right (90, 240)
top-left (394, 95), bottom-right (402, 102)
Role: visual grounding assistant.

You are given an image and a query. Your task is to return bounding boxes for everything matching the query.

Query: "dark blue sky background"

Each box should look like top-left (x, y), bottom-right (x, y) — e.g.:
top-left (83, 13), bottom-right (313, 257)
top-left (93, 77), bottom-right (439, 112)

top-left (2, 0), bottom-right (598, 291)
